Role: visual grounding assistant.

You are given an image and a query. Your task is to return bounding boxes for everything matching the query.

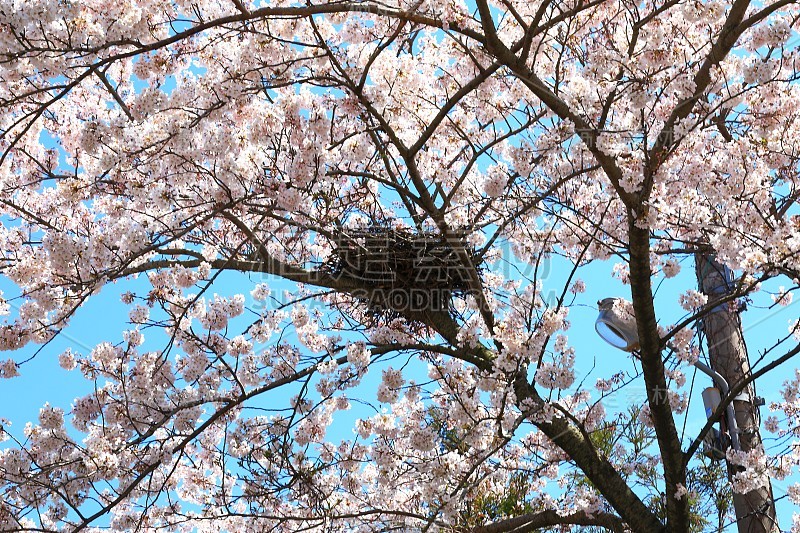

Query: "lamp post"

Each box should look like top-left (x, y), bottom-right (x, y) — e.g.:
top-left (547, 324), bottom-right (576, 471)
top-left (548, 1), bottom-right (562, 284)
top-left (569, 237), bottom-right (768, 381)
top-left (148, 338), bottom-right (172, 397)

top-left (595, 297), bottom-right (741, 457)
top-left (596, 294), bottom-right (778, 531)
top-left (694, 255), bottom-right (776, 532)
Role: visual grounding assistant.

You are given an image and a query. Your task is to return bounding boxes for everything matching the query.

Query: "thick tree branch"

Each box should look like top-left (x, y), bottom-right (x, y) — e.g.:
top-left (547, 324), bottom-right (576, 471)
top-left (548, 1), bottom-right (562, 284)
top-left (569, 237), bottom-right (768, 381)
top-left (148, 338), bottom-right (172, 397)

top-left (471, 509), bottom-right (626, 533)
top-left (646, 0), bottom-right (753, 193)
top-left (513, 374), bottom-right (666, 533)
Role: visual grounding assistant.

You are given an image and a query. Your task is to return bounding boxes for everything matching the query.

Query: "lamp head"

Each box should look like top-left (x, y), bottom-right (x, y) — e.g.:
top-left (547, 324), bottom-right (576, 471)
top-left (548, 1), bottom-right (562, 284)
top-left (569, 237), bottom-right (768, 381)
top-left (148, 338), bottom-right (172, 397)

top-left (595, 297), bottom-right (640, 353)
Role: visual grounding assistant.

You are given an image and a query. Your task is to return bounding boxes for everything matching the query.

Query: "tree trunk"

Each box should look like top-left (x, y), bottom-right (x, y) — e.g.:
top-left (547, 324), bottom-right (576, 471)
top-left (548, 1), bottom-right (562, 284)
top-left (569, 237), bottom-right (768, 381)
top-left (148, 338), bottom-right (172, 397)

top-left (695, 254), bottom-right (777, 533)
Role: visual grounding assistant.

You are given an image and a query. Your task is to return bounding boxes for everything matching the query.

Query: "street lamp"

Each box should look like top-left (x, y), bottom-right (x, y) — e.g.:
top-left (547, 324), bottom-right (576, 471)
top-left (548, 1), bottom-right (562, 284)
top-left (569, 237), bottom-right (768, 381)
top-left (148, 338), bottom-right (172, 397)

top-left (596, 297), bottom-right (640, 352)
top-left (595, 297), bottom-right (741, 457)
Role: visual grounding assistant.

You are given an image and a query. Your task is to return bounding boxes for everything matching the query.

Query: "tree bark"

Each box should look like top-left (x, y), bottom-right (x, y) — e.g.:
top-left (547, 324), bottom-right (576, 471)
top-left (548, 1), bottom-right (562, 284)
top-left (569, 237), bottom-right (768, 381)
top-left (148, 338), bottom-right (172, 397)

top-left (695, 254), bottom-right (778, 532)
top-left (628, 222), bottom-right (690, 531)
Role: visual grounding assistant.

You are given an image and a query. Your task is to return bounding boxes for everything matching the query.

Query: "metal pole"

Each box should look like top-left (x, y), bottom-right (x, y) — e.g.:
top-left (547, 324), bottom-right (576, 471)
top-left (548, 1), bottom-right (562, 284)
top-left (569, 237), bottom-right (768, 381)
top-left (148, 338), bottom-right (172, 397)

top-left (693, 360), bottom-right (741, 452)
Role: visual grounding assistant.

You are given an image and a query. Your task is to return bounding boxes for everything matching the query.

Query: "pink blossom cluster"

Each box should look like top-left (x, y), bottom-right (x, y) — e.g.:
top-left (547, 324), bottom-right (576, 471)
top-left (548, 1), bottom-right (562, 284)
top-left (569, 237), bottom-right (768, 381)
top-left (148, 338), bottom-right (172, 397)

top-left (1, 0), bottom-right (800, 529)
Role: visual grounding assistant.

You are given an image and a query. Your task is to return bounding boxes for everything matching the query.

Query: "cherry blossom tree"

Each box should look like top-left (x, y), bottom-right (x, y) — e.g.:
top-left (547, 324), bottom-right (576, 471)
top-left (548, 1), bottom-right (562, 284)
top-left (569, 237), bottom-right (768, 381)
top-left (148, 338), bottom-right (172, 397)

top-left (1, 0), bottom-right (800, 531)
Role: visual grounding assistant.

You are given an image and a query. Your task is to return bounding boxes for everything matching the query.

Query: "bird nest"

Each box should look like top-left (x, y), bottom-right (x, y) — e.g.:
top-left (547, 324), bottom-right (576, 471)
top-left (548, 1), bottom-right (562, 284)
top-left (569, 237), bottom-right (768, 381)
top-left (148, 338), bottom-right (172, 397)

top-left (321, 227), bottom-right (480, 322)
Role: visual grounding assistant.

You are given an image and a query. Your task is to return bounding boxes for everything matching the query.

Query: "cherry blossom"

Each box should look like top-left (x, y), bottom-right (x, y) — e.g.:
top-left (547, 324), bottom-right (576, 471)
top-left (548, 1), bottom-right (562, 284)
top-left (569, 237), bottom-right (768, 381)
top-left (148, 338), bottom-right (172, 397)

top-left (0, 0), bottom-right (799, 531)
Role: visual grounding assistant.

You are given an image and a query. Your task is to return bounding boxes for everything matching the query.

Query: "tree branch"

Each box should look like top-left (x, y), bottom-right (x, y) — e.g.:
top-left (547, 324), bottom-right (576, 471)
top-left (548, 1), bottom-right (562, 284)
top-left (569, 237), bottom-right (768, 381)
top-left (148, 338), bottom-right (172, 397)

top-left (471, 509), bottom-right (626, 533)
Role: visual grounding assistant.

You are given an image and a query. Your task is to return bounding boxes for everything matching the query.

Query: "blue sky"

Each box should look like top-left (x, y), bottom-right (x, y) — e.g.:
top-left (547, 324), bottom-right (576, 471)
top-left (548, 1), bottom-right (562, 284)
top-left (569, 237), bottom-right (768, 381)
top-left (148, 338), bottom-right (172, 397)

top-left (2, 10), bottom-right (798, 526)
